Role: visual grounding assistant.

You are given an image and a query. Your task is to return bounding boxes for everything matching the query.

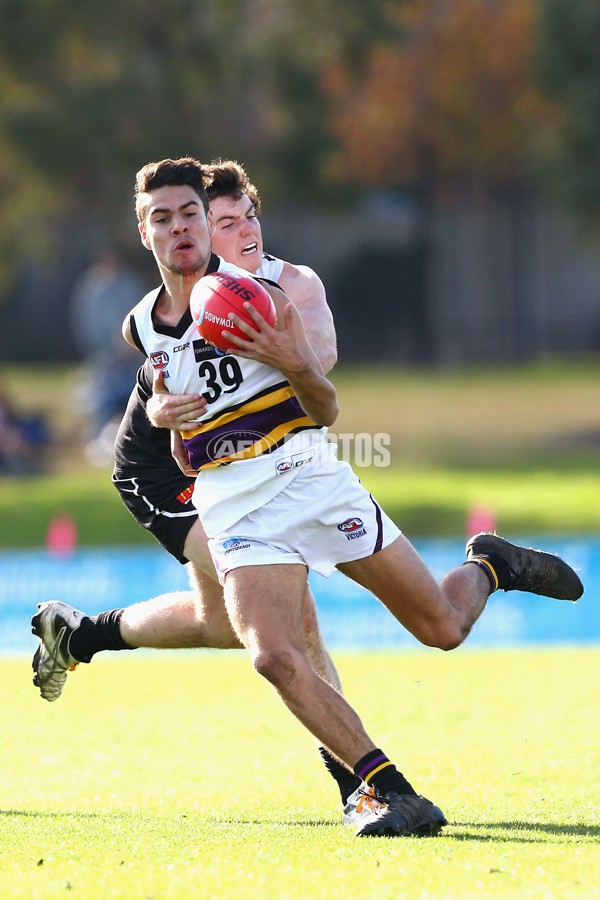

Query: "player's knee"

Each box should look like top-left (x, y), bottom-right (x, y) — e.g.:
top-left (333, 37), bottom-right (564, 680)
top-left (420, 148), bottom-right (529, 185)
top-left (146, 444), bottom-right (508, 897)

top-left (419, 621), bottom-right (468, 652)
top-left (438, 633), bottom-right (465, 651)
top-left (437, 623), bottom-right (469, 651)
top-left (252, 647), bottom-right (303, 690)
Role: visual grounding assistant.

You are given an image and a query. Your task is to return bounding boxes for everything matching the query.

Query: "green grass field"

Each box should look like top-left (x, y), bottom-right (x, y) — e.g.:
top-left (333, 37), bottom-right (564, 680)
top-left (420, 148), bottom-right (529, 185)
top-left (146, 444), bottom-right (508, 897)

top-left (1, 359), bottom-right (600, 546)
top-left (1, 649), bottom-right (598, 899)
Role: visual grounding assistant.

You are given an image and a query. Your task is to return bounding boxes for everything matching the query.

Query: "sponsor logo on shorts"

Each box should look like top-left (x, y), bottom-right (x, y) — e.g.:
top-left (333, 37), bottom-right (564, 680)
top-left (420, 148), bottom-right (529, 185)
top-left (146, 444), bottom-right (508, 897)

top-left (150, 351), bottom-right (169, 370)
top-left (276, 449), bottom-right (315, 475)
top-left (337, 517), bottom-right (367, 540)
top-left (337, 517), bottom-right (364, 533)
top-left (222, 536), bottom-right (251, 554)
top-left (176, 483), bottom-right (195, 504)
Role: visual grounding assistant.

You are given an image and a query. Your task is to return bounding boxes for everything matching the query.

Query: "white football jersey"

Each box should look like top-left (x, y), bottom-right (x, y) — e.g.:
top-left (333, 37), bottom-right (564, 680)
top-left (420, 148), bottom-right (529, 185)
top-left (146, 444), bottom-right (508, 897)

top-left (128, 253), bottom-right (326, 534)
top-left (257, 254), bottom-right (285, 284)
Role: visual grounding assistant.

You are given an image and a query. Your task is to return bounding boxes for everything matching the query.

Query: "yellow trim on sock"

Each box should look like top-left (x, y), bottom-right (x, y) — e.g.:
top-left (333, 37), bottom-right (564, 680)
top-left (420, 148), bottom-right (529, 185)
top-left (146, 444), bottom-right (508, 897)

top-left (473, 558), bottom-right (499, 592)
top-left (364, 761), bottom-right (394, 783)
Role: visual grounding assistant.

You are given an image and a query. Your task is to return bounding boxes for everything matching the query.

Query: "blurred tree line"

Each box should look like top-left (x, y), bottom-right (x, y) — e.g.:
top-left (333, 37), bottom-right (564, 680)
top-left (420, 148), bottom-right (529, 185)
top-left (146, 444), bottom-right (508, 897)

top-left (0, 0), bottom-right (599, 360)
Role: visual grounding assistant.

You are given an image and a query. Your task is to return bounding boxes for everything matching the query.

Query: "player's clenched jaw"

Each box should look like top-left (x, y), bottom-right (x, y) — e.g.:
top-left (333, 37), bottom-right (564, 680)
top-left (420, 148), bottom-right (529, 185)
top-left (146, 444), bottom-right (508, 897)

top-left (208, 193), bottom-right (263, 274)
top-left (138, 184), bottom-right (212, 278)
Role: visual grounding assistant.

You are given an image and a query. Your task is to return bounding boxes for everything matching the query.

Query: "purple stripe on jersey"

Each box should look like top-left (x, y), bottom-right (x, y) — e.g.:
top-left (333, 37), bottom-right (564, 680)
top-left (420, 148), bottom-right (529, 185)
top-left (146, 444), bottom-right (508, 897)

top-left (370, 494), bottom-right (384, 553)
top-left (356, 754), bottom-right (387, 781)
top-left (184, 396), bottom-right (310, 470)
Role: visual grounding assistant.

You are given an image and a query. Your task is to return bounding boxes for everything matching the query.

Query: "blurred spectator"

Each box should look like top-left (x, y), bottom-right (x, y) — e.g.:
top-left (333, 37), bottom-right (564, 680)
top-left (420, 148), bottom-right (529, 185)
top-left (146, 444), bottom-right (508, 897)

top-left (69, 247), bottom-right (147, 464)
top-left (0, 388), bottom-right (49, 475)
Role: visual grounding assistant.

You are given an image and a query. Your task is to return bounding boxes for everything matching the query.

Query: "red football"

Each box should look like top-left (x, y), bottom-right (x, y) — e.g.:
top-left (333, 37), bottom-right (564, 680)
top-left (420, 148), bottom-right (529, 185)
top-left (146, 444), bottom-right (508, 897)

top-left (190, 271), bottom-right (276, 351)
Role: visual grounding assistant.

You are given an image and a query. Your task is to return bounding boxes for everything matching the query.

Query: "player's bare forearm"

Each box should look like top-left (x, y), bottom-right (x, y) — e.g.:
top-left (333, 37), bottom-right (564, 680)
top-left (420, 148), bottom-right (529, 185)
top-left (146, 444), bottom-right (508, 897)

top-left (225, 292), bottom-right (317, 370)
top-left (224, 290), bottom-right (338, 426)
top-left (293, 296), bottom-right (337, 375)
top-left (307, 321), bottom-right (337, 375)
top-left (286, 365), bottom-right (338, 427)
top-left (279, 263), bottom-right (338, 373)
top-left (171, 430), bottom-right (199, 476)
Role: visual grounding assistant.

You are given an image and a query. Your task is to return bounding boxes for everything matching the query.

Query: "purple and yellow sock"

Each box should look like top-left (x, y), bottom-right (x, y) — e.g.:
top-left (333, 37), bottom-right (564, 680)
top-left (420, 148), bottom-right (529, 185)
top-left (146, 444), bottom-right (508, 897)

top-left (465, 551), bottom-right (511, 593)
top-left (353, 749), bottom-right (416, 797)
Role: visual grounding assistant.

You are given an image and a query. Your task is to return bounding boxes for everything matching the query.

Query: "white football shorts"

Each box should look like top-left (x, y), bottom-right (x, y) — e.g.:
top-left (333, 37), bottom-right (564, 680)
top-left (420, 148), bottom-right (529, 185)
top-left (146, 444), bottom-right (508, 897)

top-left (208, 454), bottom-right (401, 582)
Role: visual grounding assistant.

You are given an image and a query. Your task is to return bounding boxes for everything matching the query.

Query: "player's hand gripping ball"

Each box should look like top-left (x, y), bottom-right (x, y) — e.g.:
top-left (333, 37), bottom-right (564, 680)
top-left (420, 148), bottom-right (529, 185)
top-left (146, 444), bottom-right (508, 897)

top-left (190, 271), bottom-right (276, 352)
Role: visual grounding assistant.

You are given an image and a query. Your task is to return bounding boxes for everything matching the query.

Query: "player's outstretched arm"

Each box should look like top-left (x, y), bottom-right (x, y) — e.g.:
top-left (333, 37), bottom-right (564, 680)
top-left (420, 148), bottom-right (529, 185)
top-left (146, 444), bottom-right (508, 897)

top-left (278, 263), bottom-right (337, 374)
top-left (225, 287), bottom-right (338, 427)
top-left (274, 301), bottom-right (338, 427)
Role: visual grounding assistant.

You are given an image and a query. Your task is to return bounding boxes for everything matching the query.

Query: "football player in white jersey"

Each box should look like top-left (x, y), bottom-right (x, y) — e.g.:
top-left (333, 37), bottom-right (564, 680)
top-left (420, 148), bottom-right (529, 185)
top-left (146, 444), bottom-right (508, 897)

top-left (33, 157), bottom-right (582, 839)
top-left (32, 158), bottom-right (380, 827)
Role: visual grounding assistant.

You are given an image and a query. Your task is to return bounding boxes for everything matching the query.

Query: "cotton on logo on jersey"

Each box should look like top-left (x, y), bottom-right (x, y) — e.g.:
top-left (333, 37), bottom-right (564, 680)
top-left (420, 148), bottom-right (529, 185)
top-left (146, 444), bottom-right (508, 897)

top-left (337, 517), bottom-right (367, 540)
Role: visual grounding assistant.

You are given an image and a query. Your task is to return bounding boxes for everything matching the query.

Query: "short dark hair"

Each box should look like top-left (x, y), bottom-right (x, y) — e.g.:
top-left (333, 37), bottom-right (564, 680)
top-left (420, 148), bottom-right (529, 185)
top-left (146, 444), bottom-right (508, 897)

top-left (134, 156), bottom-right (209, 224)
top-left (203, 159), bottom-right (261, 215)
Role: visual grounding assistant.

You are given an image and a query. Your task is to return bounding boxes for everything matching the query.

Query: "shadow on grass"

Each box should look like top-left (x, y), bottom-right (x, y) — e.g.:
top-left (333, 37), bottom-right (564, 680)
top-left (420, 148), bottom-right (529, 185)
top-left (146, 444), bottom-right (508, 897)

top-left (0, 809), bottom-right (334, 829)
top-left (3, 810), bottom-right (598, 843)
top-left (449, 821), bottom-right (600, 842)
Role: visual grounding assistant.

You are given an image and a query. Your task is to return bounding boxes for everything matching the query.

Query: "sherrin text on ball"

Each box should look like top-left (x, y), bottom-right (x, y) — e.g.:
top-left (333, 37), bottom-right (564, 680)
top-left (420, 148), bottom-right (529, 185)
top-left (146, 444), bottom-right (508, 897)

top-left (191, 271), bottom-right (276, 351)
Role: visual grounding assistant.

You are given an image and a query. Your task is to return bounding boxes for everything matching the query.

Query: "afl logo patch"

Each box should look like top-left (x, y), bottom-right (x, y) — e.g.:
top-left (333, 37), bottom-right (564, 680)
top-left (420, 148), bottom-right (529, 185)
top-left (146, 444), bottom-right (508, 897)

top-left (337, 517), bottom-right (364, 533)
top-left (206, 430), bottom-right (271, 462)
top-left (150, 351), bottom-right (169, 370)
top-left (276, 460), bottom-right (293, 473)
